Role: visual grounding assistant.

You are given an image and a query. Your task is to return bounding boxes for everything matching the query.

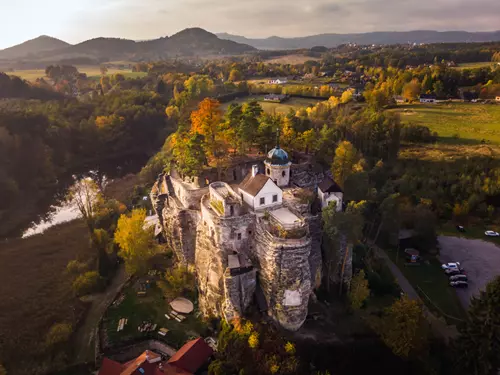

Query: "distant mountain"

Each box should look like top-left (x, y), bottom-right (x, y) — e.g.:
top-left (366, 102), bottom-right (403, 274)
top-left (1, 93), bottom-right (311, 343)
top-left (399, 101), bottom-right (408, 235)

top-left (0, 29), bottom-right (256, 66)
top-left (0, 36), bottom-right (70, 59)
top-left (217, 30), bottom-right (500, 49)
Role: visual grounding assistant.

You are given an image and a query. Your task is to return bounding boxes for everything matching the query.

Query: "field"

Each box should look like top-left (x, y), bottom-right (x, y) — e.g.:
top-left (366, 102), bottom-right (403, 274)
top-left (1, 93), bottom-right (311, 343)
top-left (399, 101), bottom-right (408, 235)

top-left (221, 95), bottom-right (324, 114)
top-left (454, 62), bottom-right (497, 70)
top-left (385, 248), bottom-right (466, 323)
top-left (0, 220), bottom-right (91, 372)
top-left (103, 285), bottom-right (207, 349)
top-left (392, 103), bottom-right (500, 145)
top-left (4, 66), bottom-right (147, 82)
top-left (264, 54), bottom-right (321, 64)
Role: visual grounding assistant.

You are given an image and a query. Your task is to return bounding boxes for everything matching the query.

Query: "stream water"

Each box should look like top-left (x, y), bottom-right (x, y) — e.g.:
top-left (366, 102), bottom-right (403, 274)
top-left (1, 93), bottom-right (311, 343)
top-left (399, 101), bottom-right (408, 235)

top-left (18, 157), bottom-right (148, 239)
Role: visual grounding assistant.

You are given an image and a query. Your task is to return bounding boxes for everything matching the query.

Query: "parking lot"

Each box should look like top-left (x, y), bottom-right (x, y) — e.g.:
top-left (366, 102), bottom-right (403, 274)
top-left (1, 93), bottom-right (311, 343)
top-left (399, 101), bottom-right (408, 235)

top-left (438, 235), bottom-right (500, 309)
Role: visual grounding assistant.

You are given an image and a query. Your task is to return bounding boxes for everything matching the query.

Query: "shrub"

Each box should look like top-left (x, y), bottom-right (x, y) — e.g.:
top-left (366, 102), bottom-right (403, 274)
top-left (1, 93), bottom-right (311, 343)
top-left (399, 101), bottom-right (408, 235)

top-left (401, 124), bottom-right (436, 143)
top-left (66, 260), bottom-right (88, 275)
top-left (72, 271), bottom-right (103, 296)
top-left (45, 322), bottom-right (73, 348)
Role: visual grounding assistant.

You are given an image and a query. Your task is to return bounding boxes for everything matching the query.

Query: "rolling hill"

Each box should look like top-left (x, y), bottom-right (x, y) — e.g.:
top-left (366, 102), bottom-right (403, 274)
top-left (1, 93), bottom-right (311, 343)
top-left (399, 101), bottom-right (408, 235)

top-left (217, 30), bottom-right (500, 50)
top-left (0, 35), bottom-right (70, 60)
top-left (0, 29), bottom-right (256, 66)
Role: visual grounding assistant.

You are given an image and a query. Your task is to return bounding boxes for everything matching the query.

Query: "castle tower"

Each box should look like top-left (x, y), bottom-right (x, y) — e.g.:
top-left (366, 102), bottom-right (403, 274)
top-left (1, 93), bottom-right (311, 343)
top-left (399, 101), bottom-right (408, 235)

top-left (264, 129), bottom-right (291, 187)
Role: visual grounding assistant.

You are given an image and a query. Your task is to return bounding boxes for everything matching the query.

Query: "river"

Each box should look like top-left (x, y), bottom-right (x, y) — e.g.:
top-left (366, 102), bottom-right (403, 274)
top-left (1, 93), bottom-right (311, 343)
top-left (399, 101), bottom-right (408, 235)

top-left (15, 156), bottom-right (149, 239)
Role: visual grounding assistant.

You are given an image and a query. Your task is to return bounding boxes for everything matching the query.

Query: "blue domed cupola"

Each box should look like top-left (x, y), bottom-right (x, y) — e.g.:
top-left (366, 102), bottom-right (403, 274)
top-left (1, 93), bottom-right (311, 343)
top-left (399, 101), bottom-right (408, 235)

top-left (264, 128), bottom-right (292, 187)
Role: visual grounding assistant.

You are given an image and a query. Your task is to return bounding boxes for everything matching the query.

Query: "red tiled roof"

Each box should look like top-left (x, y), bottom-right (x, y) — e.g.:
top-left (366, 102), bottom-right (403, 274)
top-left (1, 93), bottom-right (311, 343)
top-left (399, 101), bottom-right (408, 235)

top-left (160, 364), bottom-right (192, 375)
top-left (98, 358), bottom-right (123, 375)
top-left (167, 338), bottom-right (213, 374)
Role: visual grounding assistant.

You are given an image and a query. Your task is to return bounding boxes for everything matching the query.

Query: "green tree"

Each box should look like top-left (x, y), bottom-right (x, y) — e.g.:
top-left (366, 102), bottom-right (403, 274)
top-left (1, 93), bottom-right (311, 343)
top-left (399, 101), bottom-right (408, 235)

top-left (114, 208), bottom-right (159, 275)
top-left (349, 269), bottom-right (370, 310)
top-left (371, 296), bottom-right (428, 358)
top-left (45, 323), bottom-right (73, 349)
top-left (454, 276), bottom-right (500, 375)
top-left (158, 264), bottom-right (196, 300)
top-left (173, 132), bottom-right (206, 177)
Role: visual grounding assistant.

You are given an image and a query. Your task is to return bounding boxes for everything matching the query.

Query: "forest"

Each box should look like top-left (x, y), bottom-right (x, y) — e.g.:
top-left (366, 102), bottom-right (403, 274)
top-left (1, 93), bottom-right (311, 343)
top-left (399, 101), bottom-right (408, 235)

top-left (0, 40), bottom-right (499, 375)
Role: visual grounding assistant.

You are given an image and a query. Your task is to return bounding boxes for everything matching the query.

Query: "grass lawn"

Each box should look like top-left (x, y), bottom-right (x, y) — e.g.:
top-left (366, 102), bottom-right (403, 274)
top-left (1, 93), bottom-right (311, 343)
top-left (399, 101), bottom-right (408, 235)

top-left (439, 221), bottom-right (500, 246)
top-left (4, 66), bottom-right (147, 82)
top-left (385, 248), bottom-right (466, 323)
top-left (221, 95), bottom-right (324, 114)
top-left (391, 102), bottom-right (500, 145)
top-left (454, 62), bottom-right (496, 70)
top-left (103, 285), bottom-right (207, 349)
top-left (264, 54), bottom-right (321, 64)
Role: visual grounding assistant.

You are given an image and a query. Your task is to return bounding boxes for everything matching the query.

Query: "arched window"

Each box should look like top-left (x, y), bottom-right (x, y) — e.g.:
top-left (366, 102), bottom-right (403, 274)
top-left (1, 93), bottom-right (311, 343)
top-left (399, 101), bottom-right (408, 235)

top-left (266, 168), bottom-right (270, 175)
top-left (282, 170), bottom-right (286, 177)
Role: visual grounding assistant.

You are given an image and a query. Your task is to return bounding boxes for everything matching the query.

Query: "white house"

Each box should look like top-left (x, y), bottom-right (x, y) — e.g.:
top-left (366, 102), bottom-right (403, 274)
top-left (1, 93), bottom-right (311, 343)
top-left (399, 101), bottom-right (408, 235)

top-left (239, 165), bottom-right (283, 211)
top-left (420, 94), bottom-right (437, 103)
top-left (268, 78), bottom-right (288, 85)
top-left (318, 178), bottom-right (343, 211)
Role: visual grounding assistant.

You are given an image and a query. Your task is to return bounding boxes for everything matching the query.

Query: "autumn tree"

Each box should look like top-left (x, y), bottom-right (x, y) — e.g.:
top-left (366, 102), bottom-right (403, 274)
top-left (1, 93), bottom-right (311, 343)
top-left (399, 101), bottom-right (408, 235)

top-left (454, 276), bottom-right (500, 375)
top-left (370, 296), bottom-right (428, 358)
top-left (332, 141), bottom-right (364, 188)
top-left (114, 208), bottom-right (160, 275)
top-left (228, 68), bottom-right (242, 82)
top-left (341, 89), bottom-right (354, 103)
top-left (158, 264), bottom-right (196, 300)
top-left (72, 271), bottom-right (103, 296)
top-left (173, 132), bottom-right (206, 177)
top-left (403, 79), bottom-right (421, 101)
top-left (349, 269), bottom-right (370, 310)
top-left (165, 105), bottom-right (180, 120)
top-left (190, 98), bottom-right (224, 157)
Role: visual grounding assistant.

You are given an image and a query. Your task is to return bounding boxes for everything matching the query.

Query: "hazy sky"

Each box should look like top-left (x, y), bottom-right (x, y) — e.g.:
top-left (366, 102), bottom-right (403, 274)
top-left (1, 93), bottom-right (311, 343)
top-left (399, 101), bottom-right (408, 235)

top-left (1, 0), bottom-right (500, 49)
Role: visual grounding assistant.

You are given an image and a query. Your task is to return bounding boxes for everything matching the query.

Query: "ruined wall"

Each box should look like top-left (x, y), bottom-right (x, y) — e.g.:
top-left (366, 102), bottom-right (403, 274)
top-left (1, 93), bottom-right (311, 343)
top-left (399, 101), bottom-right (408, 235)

top-left (252, 218), bottom-right (312, 331)
top-left (169, 174), bottom-right (207, 210)
top-left (223, 269), bottom-right (257, 321)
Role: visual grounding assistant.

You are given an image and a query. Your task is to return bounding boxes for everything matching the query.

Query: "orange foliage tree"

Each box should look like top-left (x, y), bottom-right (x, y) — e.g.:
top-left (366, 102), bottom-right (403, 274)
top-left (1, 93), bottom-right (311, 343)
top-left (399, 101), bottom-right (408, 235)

top-left (190, 98), bottom-right (224, 157)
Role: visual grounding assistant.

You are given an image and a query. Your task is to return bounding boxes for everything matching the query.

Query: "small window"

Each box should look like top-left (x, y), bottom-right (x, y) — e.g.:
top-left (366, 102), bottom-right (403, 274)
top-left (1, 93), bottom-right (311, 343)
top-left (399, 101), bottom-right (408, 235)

top-left (248, 230), bottom-right (252, 235)
top-left (260, 197), bottom-right (265, 206)
top-left (282, 170), bottom-right (286, 177)
top-left (230, 205), bottom-right (234, 216)
top-left (272, 194), bottom-right (278, 203)
top-left (266, 168), bottom-right (270, 175)
top-left (233, 170), bottom-right (237, 181)
top-left (237, 233), bottom-right (242, 240)
top-left (241, 193), bottom-right (243, 200)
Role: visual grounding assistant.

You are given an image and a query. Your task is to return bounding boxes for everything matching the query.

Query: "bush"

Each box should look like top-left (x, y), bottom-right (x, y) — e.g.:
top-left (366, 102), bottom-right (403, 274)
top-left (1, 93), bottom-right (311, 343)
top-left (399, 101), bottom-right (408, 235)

top-left (45, 323), bottom-right (73, 349)
top-left (66, 260), bottom-right (88, 275)
top-left (72, 271), bottom-right (103, 296)
top-left (401, 124), bottom-right (436, 143)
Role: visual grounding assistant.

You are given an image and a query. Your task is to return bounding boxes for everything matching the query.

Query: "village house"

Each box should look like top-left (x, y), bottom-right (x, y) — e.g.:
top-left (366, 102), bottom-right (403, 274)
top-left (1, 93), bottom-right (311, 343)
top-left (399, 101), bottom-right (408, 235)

top-left (263, 94), bottom-right (288, 102)
top-left (318, 177), bottom-right (343, 211)
top-left (268, 78), bottom-right (288, 85)
top-left (420, 94), bottom-right (437, 103)
top-left (97, 338), bottom-right (213, 375)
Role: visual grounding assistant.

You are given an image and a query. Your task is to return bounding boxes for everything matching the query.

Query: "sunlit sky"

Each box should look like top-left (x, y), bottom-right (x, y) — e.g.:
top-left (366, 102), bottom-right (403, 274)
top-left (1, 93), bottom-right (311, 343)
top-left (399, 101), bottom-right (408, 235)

top-left (1, 0), bottom-right (499, 49)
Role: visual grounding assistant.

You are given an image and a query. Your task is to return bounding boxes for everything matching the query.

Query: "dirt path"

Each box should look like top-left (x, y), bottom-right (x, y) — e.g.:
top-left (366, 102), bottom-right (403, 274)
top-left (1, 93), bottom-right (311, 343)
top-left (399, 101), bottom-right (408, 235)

top-left (373, 247), bottom-right (459, 341)
top-left (73, 266), bottom-right (128, 364)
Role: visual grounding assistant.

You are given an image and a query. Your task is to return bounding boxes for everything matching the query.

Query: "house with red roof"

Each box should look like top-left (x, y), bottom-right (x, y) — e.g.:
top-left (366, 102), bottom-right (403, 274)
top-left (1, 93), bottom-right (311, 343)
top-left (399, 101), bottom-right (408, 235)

top-left (98, 338), bottom-right (213, 375)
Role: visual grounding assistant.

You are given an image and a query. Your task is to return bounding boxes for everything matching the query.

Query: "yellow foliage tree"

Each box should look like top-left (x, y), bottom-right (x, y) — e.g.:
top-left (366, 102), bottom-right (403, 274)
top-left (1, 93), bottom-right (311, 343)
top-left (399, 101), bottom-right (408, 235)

top-left (45, 322), bottom-right (73, 348)
top-left (332, 141), bottom-right (362, 188)
top-left (248, 332), bottom-right (259, 349)
top-left (114, 208), bottom-right (159, 275)
top-left (348, 269), bottom-right (370, 310)
top-left (341, 89), bottom-right (354, 103)
top-left (165, 105), bottom-right (180, 120)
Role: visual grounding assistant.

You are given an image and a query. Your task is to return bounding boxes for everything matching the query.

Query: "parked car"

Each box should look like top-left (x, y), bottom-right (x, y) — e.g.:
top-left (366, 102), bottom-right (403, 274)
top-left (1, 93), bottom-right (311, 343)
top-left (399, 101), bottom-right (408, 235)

top-left (441, 262), bottom-right (461, 270)
top-left (445, 268), bottom-right (464, 275)
top-left (449, 274), bottom-right (468, 282)
top-left (485, 230), bottom-right (500, 237)
top-left (450, 281), bottom-right (468, 288)
top-left (456, 225), bottom-right (466, 233)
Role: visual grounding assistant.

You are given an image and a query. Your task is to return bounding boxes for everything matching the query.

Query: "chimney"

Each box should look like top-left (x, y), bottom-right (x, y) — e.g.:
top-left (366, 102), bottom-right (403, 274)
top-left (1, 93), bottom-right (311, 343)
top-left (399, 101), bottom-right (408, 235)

top-left (252, 165), bottom-right (259, 177)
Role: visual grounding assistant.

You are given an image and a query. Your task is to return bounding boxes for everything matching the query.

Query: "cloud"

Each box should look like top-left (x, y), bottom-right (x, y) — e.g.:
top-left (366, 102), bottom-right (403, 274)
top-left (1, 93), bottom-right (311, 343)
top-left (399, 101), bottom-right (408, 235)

top-left (1, 0), bottom-right (499, 48)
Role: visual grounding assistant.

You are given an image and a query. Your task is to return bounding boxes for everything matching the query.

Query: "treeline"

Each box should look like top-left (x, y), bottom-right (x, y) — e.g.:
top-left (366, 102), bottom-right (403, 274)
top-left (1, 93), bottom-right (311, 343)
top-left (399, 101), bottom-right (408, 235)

top-left (0, 90), bottom-right (172, 230)
top-left (0, 73), bottom-right (62, 100)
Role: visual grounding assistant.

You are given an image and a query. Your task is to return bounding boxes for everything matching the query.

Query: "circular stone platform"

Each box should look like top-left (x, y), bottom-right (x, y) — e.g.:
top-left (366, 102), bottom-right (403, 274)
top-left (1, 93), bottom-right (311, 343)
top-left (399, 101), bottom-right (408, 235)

top-left (170, 297), bottom-right (194, 314)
